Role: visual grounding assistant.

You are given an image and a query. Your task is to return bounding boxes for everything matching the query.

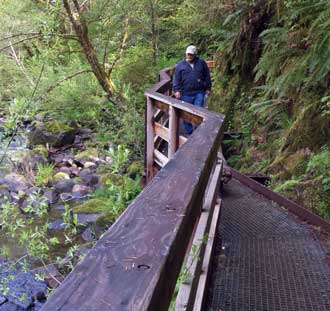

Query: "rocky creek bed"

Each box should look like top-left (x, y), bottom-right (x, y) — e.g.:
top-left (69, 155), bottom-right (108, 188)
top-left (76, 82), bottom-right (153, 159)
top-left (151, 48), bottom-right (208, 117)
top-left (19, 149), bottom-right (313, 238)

top-left (0, 116), bottom-right (143, 310)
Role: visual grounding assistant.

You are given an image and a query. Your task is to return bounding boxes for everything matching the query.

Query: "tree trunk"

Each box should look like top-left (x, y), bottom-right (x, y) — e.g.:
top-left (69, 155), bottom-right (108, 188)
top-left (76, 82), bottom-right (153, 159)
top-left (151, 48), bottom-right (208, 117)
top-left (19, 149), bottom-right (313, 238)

top-left (62, 0), bottom-right (114, 98)
top-left (148, 0), bottom-right (158, 66)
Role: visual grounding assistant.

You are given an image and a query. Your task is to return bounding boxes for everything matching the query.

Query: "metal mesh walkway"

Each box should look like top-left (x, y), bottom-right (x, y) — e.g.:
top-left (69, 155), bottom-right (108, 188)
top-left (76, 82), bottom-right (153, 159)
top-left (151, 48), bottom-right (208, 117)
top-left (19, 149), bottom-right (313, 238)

top-left (203, 179), bottom-right (330, 311)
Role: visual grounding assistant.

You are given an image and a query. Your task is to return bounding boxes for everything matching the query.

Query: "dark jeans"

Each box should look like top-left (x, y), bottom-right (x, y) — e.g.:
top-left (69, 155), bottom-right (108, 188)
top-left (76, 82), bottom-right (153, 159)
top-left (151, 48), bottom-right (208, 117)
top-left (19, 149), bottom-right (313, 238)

top-left (181, 92), bottom-right (205, 135)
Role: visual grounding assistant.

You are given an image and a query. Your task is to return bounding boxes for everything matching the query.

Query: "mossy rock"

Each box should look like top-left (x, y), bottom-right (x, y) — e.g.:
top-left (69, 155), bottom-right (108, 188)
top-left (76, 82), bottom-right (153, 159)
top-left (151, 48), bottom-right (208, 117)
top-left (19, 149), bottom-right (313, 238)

top-left (28, 128), bottom-right (57, 147)
top-left (53, 172), bottom-right (70, 182)
top-left (28, 120), bottom-right (76, 148)
top-left (96, 164), bottom-right (113, 174)
top-left (75, 148), bottom-right (99, 160)
top-left (100, 173), bottom-right (124, 187)
top-left (31, 145), bottom-right (48, 158)
top-left (96, 211), bottom-right (117, 227)
top-left (73, 198), bottom-right (109, 214)
top-left (127, 161), bottom-right (144, 177)
top-left (73, 177), bottom-right (84, 184)
top-left (43, 120), bottom-right (73, 134)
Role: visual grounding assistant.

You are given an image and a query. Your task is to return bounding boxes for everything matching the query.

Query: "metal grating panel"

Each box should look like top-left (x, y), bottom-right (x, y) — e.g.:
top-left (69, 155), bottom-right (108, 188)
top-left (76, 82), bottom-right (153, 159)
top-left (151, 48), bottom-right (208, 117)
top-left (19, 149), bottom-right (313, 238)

top-left (203, 179), bottom-right (330, 311)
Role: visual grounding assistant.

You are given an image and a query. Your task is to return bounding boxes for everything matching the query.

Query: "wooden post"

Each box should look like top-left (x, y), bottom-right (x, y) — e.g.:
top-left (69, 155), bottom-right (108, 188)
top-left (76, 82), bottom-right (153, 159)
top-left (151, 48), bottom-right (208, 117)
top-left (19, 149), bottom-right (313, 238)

top-left (146, 96), bottom-right (155, 183)
top-left (168, 105), bottom-right (179, 159)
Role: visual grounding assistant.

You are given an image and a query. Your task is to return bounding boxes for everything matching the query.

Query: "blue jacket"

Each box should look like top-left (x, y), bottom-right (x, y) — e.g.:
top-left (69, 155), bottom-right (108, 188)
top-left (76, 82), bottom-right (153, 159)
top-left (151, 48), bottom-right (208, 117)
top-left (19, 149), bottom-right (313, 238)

top-left (173, 57), bottom-right (211, 96)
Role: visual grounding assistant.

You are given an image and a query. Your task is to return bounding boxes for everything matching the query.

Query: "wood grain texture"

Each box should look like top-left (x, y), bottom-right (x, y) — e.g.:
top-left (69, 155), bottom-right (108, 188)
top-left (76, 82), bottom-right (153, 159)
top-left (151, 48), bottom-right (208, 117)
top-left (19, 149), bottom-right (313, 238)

top-left (42, 61), bottom-right (225, 311)
top-left (146, 92), bottom-right (207, 120)
top-left (154, 149), bottom-right (169, 167)
top-left (169, 106), bottom-right (179, 158)
top-left (175, 161), bottom-right (223, 311)
top-left (193, 201), bottom-right (222, 311)
top-left (41, 114), bottom-right (224, 311)
top-left (154, 121), bottom-right (169, 143)
top-left (146, 97), bottom-right (155, 183)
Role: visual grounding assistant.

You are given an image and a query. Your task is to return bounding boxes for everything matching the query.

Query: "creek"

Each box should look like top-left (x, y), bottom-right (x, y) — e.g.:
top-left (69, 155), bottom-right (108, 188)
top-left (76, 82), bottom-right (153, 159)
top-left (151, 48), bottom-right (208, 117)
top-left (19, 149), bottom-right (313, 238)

top-left (0, 118), bottom-right (104, 311)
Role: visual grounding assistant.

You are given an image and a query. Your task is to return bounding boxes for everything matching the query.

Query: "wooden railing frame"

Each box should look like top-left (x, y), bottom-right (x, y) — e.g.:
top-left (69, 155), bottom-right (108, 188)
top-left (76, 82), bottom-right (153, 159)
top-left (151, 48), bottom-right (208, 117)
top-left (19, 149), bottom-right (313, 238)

top-left (41, 61), bottom-right (225, 311)
top-left (145, 61), bottom-right (215, 182)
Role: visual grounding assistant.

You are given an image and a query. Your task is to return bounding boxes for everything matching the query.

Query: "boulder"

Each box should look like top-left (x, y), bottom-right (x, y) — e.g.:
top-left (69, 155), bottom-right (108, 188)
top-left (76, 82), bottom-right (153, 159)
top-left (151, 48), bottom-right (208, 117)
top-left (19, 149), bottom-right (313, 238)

top-left (77, 213), bottom-right (100, 225)
top-left (0, 261), bottom-right (47, 310)
top-left (48, 219), bottom-right (66, 230)
top-left (76, 128), bottom-right (93, 136)
top-left (81, 227), bottom-right (94, 242)
top-left (54, 204), bottom-right (65, 211)
top-left (73, 198), bottom-right (109, 214)
top-left (0, 296), bottom-right (7, 305)
top-left (54, 179), bottom-right (74, 194)
top-left (44, 190), bottom-right (59, 204)
top-left (3, 174), bottom-right (30, 192)
top-left (83, 161), bottom-right (97, 169)
top-left (72, 184), bottom-right (90, 199)
top-left (74, 135), bottom-right (83, 145)
top-left (78, 169), bottom-right (99, 186)
top-left (53, 172), bottom-right (70, 182)
top-left (59, 167), bottom-right (71, 175)
top-left (0, 302), bottom-right (23, 310)
top-left (28, 121), bottom-right (76, 148)
top-left (28, 127), bottom-right (57, 147)
top-left (59, 193), bottom-right (73, 202)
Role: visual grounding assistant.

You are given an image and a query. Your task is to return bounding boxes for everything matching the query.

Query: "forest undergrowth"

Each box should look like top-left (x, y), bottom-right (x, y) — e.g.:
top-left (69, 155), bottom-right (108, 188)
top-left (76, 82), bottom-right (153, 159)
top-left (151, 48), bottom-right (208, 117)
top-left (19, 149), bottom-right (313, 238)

top-left (0, 1), bottom-right (330, 304)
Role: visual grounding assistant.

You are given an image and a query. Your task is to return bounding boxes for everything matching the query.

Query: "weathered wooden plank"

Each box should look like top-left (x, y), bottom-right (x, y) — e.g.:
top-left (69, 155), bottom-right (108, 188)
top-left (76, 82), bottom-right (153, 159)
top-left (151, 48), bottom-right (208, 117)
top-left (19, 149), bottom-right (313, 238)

top-left (41, 114), bottom-right (224, 311)
top-left (179, 135), bottom-right (187, 146)
top-left (193, 200), bottom-right (222, 311)
top-left (174, 161), bottom-right (223, 311)
top-left (153, 99), bottom-right (203, 125)
top-left (146, 91), bottom-right (208, 120)
top-left (146, 97), bottom-right (155, 183)
top-left (154, 122), bottom-right (169, 142)
top-left (154, 149), bottom-right (169, 167)
top-left (153, 99), bottom-right (170, 113)
top-left (179, 110), bottom-right (203, 126)
top-left (169, 106), bottom-right (179, 158)
top-left (42, 60), bottom-right (224, 311)
top-left (154, 121), bottom-right (183, 151)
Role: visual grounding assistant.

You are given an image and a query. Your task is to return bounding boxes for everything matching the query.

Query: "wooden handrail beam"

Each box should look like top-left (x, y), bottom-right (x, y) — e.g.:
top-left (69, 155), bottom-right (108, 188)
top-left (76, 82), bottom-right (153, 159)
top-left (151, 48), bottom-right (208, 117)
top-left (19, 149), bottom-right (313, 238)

top-left (41, 60), bottom-right (225, 311)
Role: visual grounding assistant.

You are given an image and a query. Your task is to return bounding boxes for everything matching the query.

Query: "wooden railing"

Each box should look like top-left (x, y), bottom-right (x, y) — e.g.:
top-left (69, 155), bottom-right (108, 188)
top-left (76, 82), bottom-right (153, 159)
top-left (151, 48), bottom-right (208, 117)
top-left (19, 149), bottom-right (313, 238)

top-left (146, 61), bottom-right (215, 181)
top-left (41, 60), bottom-right (225, 311)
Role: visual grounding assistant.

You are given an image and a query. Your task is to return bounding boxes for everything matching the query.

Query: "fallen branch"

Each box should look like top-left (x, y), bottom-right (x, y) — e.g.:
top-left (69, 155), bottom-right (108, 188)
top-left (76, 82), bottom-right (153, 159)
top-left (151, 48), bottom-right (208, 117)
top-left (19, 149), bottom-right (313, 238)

top-left (40, 258), bottom-right (62, 286)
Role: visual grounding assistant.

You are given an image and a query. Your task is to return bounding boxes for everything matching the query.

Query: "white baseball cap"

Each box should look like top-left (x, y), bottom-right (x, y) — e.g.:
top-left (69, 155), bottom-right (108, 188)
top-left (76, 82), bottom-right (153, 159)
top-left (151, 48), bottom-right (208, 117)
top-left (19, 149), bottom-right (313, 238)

top-left (186, 45), bottom-right (197, 55)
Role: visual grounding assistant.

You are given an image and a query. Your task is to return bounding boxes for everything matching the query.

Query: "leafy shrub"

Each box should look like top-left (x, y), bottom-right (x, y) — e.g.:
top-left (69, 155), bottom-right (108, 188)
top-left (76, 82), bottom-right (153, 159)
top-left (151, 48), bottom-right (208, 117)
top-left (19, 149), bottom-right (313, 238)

top-left (34, 163), bottom-right (54, 186)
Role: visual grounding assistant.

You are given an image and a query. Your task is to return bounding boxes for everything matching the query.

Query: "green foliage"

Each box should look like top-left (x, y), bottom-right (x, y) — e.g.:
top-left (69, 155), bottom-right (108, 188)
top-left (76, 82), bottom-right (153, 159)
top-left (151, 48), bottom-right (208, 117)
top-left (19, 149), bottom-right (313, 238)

top-left (306, 148), bottom-right (330, 194)
top-left (107, 145), bottom-right (130, 174)
top-left (0, 194), bottom-right (52, 260)
top-left (73, 145), bottom-right (141, 229)
top-left (62, 204), bottom-right (78, 235)
top-left (274, 179), bottom-right (301, 194)
top-left (34, 163), bottom-right (54, 186)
